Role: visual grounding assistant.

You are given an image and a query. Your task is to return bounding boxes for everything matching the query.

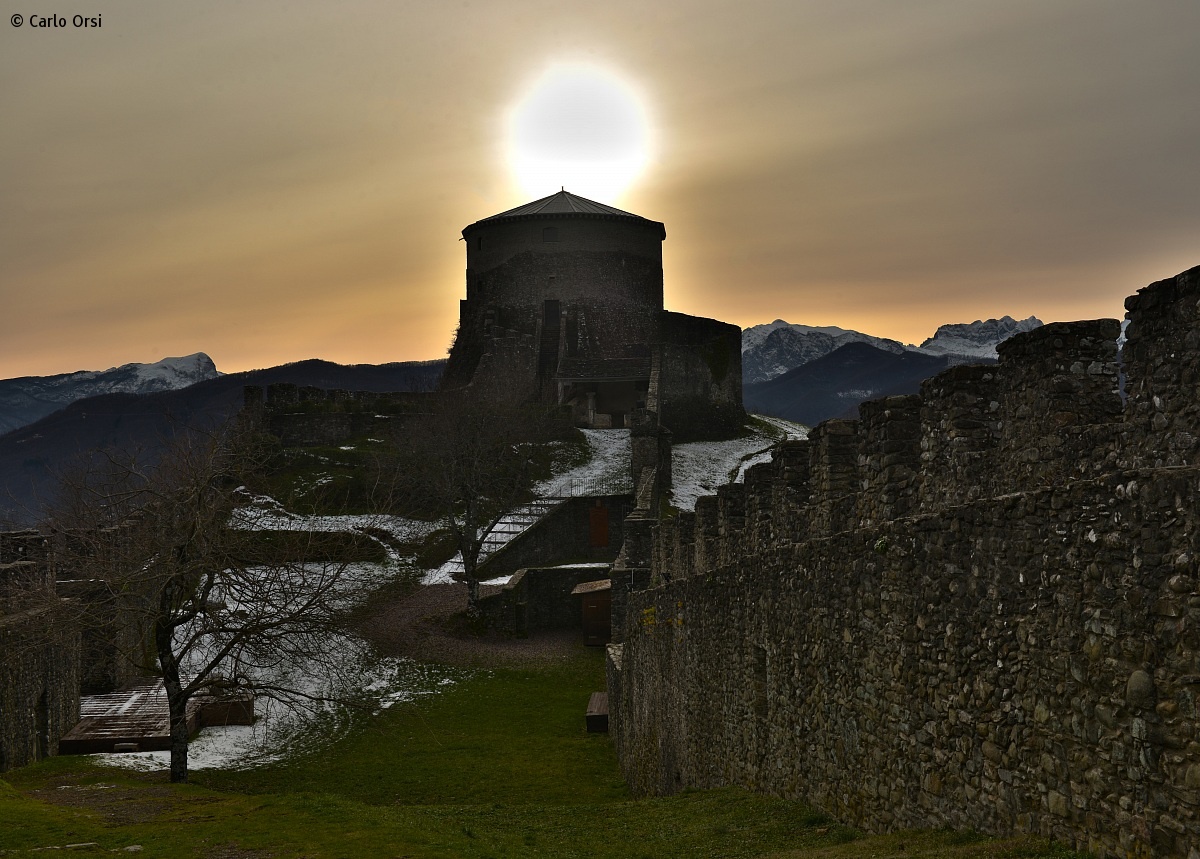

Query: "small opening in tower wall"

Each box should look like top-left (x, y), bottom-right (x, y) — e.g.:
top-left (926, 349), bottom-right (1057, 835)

top-left (476, 236), bottom-right (483, 251)
top-left (543, 227), bottom-right (559, 242)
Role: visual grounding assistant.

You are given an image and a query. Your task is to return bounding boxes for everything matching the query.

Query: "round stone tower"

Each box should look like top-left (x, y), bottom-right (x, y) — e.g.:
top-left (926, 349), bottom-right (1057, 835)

top-left (443, 191), bottom-right (667, 427)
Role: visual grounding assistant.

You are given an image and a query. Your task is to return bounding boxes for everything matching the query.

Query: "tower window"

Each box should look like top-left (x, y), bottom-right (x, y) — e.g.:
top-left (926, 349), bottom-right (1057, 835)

top-left (543, 227), bottom-right (558, 242)
top-left (476, 236), bottom-right (483, 251)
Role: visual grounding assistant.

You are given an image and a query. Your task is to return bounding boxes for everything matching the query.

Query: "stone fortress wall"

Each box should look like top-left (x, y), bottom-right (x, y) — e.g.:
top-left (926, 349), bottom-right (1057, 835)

top-left (0, 531), bottom-right (80, 772)
top-left (243, 383), bottom-right (430, 447)
top-left (609, 265), bottom-right (1200, 858)
top-left (655, 310), bottom-right (744, 441)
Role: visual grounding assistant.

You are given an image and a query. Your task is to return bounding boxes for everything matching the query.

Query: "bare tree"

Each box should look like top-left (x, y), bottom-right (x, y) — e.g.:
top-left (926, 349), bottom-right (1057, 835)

top-left (389, 390), bottom-right (570, 614)
top-left (47, 422), bottom-right (361, 783)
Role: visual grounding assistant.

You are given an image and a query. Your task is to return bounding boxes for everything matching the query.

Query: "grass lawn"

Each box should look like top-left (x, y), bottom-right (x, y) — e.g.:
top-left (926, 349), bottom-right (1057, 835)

top-left (1, 646), bottom-right (1085, 858)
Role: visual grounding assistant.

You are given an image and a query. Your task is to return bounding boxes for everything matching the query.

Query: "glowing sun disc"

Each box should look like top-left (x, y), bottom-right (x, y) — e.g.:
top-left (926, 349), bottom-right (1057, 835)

top-left (507, 64), bottom-right (653, 203)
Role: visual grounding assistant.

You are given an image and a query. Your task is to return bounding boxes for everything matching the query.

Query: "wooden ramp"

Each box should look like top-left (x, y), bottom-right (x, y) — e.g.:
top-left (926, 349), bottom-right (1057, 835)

top-left (59, 681), bottom-right (254, 755)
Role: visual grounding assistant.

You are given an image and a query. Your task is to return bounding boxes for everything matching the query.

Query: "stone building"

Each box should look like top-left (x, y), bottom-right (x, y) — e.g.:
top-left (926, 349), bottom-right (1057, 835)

top-left (442, 190), bottom-right (743, 439)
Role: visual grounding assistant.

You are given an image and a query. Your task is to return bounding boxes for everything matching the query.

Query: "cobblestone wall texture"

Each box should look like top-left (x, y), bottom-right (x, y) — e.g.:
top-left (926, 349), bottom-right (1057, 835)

top-left (0, 532), bottom-right (79, 772)
top-left (612, 265), bottom-right (1200, 858)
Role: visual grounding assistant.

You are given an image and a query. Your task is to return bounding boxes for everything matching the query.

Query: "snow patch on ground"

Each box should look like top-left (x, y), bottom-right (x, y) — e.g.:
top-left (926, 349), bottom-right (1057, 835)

top-left (536, 429), bottom-right (631, 496)
top-left (230, 492), bottom-right (438, 544)
top-left (81, 496), bottom-right (458, 772)
top-left (670, 416), bottom-right (807, 511)
top-left (101, 418), bottom-right (784, 772)
top-left (95, 649), bottom-right (469, 772)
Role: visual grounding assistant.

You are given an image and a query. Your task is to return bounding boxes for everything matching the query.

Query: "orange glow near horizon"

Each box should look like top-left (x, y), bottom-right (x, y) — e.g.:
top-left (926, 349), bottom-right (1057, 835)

top-left (1, 1), bottom-right (1198, 379)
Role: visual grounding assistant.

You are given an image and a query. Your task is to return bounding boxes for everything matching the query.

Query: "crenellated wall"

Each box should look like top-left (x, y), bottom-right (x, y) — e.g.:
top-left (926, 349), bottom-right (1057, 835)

top-left (612, 265), bottom-right (1200, 858)
top-left (1123, 267), bottom-right (1200, 468)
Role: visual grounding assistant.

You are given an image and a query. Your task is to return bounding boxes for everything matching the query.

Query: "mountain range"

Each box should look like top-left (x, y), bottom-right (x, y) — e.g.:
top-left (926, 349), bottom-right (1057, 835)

top-left (742, 316), bottom-right (1042, 385)
top-left (0, 358), bottom-right (445, 526)
top-left (741, 315), bottom-right (1043, 425)
top-left (0, 314), bottom-right (1040, 523)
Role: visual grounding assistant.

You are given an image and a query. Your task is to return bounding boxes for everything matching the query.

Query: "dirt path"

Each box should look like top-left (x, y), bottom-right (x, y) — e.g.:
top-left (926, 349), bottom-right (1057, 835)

top-left (356, 582), bottom-right (585, 666)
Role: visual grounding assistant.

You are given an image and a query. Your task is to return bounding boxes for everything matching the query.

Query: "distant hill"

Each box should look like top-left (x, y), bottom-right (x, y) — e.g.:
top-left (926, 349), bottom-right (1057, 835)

top-left (0, 359), bottom-right (445, 527)
top-left (743, 341), bottom-right (972, 426)
top-left (0, 353), bottom-right (221, 436)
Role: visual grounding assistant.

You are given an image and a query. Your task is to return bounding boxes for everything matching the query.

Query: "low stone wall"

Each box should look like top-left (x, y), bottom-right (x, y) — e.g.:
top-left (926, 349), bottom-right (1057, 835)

top-left (479, 563), bottom-right (612, 636)
top-left (244, 383), bottom-right (429, 447)
top-left (0, 604), bottom-right (80, 772)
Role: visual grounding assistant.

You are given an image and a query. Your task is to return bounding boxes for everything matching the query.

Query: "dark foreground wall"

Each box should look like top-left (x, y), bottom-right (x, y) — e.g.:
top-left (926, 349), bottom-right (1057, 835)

top-left (610, 265), bottom-right (1200, 859)
top-left (0, 605), bottom-right (80, 772)
top-left (613, 470), bottom-right (1199, 857)
top-left (0, 532), bottom-right (80, 772)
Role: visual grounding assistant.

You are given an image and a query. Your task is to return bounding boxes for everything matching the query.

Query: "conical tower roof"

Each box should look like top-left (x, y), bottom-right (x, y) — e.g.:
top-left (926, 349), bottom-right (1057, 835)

top-left (464, 190), bottom-right (665, 239)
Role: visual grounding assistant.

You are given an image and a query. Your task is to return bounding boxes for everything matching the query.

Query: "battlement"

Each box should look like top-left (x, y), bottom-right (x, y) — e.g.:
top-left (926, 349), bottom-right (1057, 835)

top-left (0, 531), bottom-right (53, 612)
top-left (618, 265), bottom-right (1200, 857)
top-left (1123, 264), bottom-right (1200, 466)
top-left (651, 301), bottom-right (1165, 580)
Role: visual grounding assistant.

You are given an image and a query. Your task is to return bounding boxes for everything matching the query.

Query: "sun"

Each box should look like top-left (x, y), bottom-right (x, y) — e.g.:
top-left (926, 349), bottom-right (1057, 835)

top-left (506, 64), bottom-right (653, 203)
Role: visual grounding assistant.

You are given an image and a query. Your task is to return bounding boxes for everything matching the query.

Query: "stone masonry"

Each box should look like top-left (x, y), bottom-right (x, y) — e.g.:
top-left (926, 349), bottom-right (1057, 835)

top-left (609, 265), bottom-right (1200, 858)
top-left (0, 531), bottom-right (80, 772)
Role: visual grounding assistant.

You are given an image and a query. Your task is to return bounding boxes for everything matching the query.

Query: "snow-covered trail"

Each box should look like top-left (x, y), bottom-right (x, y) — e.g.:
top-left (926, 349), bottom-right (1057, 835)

top-left (535, 428), bottom-right (631, 496)
top-left (424, 429), bottom-right (633, 585)
top-left (670, 415), bottom-right (807, 511)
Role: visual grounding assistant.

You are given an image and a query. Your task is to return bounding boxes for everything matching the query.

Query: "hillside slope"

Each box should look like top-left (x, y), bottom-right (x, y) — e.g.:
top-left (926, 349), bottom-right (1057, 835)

top-left (0, 359), bottom-right (444, 526)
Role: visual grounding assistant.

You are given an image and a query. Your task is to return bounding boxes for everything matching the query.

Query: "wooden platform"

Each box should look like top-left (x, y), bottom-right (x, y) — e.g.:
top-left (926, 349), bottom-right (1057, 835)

top-left (59, 681), bottom-right (254, 755)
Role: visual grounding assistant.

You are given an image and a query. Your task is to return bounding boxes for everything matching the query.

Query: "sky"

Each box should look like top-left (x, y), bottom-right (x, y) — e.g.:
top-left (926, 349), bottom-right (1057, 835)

top-left (2, 1), bottom-right (1198, 378)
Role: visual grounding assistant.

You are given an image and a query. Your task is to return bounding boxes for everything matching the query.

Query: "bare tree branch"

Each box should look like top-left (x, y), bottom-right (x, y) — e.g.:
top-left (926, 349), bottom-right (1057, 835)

top-left (44, 418), bottom-right (368, 782)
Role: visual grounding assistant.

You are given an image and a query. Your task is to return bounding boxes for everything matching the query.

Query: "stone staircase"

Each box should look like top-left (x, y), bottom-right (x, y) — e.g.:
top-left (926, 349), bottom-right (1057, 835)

top-left (434, 497), bottom-right (565, 578)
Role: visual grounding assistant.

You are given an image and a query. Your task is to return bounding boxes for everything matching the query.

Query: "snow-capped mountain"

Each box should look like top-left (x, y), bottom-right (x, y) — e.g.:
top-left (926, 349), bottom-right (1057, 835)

top-left (0, 353), bottom-right (220, 437)
top-left (916, 316), bottom-right (1042, 360)
top-left (744, 341), bottom-right (956, 427)
top-left (741, 320), bottom-right (910, 384)
top-left (742, 316), bottom-right (1043, 384)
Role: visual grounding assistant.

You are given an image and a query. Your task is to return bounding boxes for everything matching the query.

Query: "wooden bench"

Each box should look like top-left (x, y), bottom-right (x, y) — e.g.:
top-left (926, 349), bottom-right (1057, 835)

top-left (586, 691), bottom-right (609, 733)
